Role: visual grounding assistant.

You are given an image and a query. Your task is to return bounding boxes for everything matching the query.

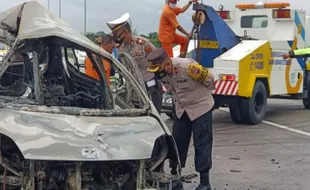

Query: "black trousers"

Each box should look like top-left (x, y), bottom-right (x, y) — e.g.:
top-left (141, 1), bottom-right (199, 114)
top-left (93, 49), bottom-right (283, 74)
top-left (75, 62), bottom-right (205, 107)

top-left (147, 84), bottom-right (163, 114)
top-left (170, 110), bottom-right (213, 174)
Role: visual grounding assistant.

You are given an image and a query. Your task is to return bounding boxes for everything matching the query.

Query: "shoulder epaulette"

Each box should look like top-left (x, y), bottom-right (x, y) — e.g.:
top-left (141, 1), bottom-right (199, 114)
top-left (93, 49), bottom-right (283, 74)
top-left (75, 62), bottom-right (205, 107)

top-left (136, 37), bottom-right (145, 45)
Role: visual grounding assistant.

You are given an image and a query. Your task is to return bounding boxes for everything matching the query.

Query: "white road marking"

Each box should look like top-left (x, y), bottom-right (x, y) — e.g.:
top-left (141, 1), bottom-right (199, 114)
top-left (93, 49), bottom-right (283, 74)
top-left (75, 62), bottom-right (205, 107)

top-left (261, 120), bottom-right (310, 137)
top-left (219, 108), bottom-right (310, 137)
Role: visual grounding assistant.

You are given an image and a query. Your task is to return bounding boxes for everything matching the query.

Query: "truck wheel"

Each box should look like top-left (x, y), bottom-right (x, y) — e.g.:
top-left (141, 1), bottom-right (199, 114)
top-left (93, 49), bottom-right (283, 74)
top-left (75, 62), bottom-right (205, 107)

top-left (303, 99), bottom-right (310, 109)
top-left (302, 79), bottom-right (310, 109)
top-left (242, 80), bottom-right (267, 125)
top-left (229, 100), bottom-right (244, 124)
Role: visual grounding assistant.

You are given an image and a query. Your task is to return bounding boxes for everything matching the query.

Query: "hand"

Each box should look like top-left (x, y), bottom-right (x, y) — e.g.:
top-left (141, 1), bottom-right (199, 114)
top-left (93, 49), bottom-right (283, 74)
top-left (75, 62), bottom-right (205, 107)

top-left (187, 32), bottom-right (193, 38)
top-left (282, 53), bottom-right (289, 59)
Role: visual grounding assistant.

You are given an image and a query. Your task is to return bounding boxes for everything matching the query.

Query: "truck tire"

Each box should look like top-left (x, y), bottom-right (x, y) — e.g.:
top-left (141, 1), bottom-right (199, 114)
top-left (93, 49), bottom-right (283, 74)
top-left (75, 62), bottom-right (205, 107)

top-left (302, 99), bottom-right (310, 109)
top-left (302, 79), bottom-right (310, 109)
top-left (242, 80), bottom-right (267, 125)
top-left (229, 100), bottom-right (244, 124)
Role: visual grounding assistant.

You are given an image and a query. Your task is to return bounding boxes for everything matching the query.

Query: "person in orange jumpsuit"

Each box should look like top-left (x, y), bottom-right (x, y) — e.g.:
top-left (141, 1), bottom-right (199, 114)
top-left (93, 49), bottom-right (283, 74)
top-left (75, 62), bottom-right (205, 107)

top-left (158, 0), bottom-right (198, 58)
top-left (85, 34), bottom-right (116, 87)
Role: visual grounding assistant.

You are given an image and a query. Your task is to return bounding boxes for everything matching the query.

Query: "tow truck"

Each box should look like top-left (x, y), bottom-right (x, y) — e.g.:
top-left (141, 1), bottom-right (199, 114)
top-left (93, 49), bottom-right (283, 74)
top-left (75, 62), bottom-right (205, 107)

top-left (163, 2), bottom-right (310, 125)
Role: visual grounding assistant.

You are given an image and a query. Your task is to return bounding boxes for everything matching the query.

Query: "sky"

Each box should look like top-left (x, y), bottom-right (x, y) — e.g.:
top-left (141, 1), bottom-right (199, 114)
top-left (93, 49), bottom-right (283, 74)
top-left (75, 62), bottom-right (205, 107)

top-left (0, 0), bottom-right (309, 35)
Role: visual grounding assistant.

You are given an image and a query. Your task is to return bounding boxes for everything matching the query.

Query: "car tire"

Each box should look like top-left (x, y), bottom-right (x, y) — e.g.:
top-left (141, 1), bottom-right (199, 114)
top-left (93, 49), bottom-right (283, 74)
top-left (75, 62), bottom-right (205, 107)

top-left (166, 108), bottom-right (176, 119)
top-left (166, 102), bottom-right (176, 119)
top-left (166, 113), bottom-right (173, 118)
top-left (242, 80), bottom-right (267, 125)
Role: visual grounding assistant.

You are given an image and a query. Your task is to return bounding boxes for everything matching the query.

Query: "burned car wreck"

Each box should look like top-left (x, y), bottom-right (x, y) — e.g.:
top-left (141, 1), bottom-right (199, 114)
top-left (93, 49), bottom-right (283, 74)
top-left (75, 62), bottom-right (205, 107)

top-left (0, 1), bottom-right (182, 190)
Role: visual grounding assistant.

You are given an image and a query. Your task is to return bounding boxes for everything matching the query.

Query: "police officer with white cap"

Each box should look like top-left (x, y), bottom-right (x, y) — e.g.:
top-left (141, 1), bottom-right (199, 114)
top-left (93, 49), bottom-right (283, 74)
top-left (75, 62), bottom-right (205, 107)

top-left (106, 13), bottom-right (163, 113)
top-left (147, 48), bottom-right (215, 190)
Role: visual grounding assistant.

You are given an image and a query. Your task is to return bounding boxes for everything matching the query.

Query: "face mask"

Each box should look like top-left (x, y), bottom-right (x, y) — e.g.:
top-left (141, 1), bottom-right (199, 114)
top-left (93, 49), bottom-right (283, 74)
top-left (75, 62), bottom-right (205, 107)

top-left (169, 3), bottom-right (176, 9)
top-left (154, 70), bottom-right (167, 80)
top-left (113, 31), bottom-right (125, 44)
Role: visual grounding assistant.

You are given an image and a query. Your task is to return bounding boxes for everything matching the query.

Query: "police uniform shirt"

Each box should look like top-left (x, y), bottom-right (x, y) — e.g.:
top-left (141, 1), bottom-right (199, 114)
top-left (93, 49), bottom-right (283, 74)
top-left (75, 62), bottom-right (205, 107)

top-left (119, 36), bottom-right (156, 82)
top-left (168, 57), bottom-right (215, 121)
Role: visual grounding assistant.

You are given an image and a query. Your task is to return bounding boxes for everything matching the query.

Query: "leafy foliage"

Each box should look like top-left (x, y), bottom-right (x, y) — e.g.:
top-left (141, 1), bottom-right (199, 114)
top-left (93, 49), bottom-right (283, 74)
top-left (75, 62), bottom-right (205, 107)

top-left (85, 31), bottom-right (161, 48)
top-left (85, 31), bottom-right (105, 42)
top-left (84, 21), bottom-right (161, 48)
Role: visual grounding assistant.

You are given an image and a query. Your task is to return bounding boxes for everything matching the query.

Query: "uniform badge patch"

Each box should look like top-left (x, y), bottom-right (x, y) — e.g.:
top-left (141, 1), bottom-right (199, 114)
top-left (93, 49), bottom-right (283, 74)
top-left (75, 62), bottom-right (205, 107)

top-left (145, 46), bottom-right (152, 54)
top-left (189, 64), bottom-right (201, 74)
top-left (136, 38), bottom-right (145, 45)
top-left (187, 63), bottom-right (209, 82)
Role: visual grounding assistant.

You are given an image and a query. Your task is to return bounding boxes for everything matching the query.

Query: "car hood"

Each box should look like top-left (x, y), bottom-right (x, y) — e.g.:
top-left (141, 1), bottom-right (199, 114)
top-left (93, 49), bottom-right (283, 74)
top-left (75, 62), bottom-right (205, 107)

top-left (0, 108), bottom-right (166, 161)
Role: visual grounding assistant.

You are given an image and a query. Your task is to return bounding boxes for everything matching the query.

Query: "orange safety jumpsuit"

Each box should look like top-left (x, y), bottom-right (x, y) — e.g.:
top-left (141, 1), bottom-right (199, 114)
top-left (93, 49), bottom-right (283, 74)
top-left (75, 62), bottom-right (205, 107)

top-left (158, 4), bottom-right (188, 58)
top-left (84, 56), bottom-right (111, 87)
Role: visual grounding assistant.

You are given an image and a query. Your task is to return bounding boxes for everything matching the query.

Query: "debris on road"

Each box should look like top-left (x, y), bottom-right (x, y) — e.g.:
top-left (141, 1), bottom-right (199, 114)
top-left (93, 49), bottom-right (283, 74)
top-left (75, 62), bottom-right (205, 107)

top-left (181, 173), bottom-right (198, 183)
top-left (271, 158), bottom-right (279, 164)
top-left (229, 169), bottom-right (242, 173)
top-left (229, 157), bottom-right (241, 160)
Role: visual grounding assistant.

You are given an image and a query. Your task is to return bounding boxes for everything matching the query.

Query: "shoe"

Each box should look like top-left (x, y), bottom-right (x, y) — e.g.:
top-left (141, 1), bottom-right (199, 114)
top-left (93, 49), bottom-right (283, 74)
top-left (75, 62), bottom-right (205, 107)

top-left (195, 184), bottom-right (211, 190)
top-left (197, 172), bottom-right (211, 190)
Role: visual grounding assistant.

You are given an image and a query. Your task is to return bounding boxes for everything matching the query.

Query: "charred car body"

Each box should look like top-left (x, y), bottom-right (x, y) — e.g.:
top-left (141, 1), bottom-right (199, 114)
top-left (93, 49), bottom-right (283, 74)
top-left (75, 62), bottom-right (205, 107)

top-left (0, 1), bottom-right (182, 190)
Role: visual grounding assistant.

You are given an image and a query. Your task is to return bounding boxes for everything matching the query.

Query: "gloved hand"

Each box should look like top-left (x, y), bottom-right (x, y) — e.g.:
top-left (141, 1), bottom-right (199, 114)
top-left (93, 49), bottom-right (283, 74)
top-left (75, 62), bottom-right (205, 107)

top-left (282, 52), bottom-right (290, 59)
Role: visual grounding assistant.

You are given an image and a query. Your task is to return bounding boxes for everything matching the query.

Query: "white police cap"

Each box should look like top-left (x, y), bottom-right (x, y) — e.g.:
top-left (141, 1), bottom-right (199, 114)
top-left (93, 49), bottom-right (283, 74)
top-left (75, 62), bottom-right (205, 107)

top-left (106, 13), bottom-right (130, 32)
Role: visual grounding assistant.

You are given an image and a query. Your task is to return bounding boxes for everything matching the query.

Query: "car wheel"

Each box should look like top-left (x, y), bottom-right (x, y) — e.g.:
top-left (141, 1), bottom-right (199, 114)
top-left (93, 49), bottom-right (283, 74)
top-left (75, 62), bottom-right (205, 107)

top-left (166, 113), bottom-right (173, 118)
top-left (166, 104), bottom-right (176, 119)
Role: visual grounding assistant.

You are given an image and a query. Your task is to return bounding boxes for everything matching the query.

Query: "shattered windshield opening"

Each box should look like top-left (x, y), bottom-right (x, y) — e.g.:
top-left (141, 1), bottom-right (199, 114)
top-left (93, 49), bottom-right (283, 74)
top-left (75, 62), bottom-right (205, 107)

top-left (0, 37), bottom-right (148, 116)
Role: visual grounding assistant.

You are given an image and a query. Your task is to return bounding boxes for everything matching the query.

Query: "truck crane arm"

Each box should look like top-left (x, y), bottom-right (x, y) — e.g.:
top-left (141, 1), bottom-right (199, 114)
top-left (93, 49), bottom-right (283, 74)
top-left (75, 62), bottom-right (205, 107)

top-left (191, 3), bottom-right (241, 67)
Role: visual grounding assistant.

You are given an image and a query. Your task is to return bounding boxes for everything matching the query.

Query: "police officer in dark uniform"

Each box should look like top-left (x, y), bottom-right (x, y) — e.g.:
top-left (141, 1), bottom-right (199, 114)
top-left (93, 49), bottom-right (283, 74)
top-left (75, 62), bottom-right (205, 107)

top-left (106, 13), bottom-right (163, 113)
top-left (147, 48), bottom-right (215, 190)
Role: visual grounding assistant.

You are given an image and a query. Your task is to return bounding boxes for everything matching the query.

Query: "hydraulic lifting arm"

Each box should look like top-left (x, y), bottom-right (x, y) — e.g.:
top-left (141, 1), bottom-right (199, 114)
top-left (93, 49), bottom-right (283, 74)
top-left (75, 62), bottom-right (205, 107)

top-left (187, 3), bottom-right (241, 67)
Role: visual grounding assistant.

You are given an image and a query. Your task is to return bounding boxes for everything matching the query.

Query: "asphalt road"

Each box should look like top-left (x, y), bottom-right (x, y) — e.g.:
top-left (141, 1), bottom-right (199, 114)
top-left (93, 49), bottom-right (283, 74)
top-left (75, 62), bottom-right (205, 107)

top-left (161, 99), bottom-right (310, 190)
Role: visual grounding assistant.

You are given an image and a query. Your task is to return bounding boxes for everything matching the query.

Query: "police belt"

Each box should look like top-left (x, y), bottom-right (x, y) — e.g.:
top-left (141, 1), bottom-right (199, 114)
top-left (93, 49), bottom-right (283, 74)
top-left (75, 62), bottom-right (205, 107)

top-left (145, 78), bottom-right (159, 90)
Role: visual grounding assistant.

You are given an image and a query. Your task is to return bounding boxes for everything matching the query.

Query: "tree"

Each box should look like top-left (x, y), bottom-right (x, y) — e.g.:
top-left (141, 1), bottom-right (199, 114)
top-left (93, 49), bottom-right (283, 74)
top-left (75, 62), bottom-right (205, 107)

top-left (139, 32), bottom-right (161, 48)
top-left (84, 27), bottom-right (162, 48)
top-left (148, 32), bottom-right (161, 48)
top-left (128, 20), bottom-right (161, 47)
top-left (85, 31), bottom-right (106, 43)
